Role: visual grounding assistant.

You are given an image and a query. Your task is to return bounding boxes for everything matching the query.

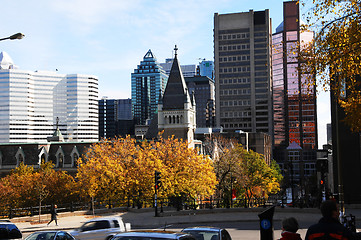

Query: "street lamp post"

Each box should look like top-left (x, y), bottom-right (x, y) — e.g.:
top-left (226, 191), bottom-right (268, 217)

top-left (0, 33), bottom-right (25, 42)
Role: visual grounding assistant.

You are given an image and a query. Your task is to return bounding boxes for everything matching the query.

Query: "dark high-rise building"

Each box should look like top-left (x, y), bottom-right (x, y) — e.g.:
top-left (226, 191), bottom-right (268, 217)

top-left (185, 76), bottom-right (215, 128)
top-left (99, 98), bottom-right (134, 139)
top-left (331, 77), bottom-right (361, 204)
top-left (131, 50), bottom-right (168, 125)
top-left (214, 10), bottom-right (273, 135)
top-left (272, 1), bottom-right (318, 197)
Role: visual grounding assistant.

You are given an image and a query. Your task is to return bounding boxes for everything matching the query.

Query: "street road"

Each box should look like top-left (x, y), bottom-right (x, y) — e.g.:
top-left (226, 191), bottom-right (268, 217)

top-left (136, 220), bottom-right (310, 240)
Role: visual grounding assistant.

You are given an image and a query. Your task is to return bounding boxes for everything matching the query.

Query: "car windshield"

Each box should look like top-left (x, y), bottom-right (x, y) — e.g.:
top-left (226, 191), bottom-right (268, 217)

top-left (25, 232), bottom-right (56, 240)
top-left (0, 224), bottom-right (22, 239)
top-left (182, 230), bottom-right (219, 240)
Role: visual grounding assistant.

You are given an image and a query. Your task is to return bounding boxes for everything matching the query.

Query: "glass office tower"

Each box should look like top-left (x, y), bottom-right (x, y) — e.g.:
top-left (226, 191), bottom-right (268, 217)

top-left (272, 1), bottom-right (317, 150)
top-left (99, 98), bottom-right (134, 139)
top-left (131, 50), bottom-right (168, 125)
top-left (272, 1), bottom-right (317, 196)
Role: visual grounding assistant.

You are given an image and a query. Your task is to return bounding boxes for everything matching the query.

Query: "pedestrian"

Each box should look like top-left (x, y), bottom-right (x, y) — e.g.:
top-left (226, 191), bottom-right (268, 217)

top-left (280, 217), bottom-right (302, 240)
top-left (47, 204), bottom-right (58, 226)
top-left (305, 200), bottom-right (361, 240)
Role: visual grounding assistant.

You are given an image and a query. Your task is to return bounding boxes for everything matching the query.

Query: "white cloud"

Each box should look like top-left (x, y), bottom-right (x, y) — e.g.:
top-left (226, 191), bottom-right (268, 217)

top-left (49, 0), bottom-right (140, 34)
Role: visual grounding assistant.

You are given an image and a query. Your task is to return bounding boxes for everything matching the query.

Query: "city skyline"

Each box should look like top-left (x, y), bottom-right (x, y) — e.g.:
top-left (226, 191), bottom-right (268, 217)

top-left (0, 0), bottom-right (330, 146)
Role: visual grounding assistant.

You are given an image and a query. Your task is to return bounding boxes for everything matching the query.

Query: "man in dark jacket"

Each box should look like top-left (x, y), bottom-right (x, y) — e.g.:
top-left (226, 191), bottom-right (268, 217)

top-left (47, 204), bottom-right (58, 226)
top-left (305, 200), bottom-right (360, 240)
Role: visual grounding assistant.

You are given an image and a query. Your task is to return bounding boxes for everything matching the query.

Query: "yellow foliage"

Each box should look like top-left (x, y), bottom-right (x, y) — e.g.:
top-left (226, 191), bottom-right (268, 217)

top-left (300, 0), bottom-right (361, 131)
top-left (76, 136), bottom-right (217, 202)
top-left (214, 144), bottom-right (282, 205)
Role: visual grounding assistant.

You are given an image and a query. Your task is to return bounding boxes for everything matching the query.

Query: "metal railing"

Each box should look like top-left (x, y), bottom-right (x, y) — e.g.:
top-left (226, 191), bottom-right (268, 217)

top-left (0, 195), bottom-right (285, 219)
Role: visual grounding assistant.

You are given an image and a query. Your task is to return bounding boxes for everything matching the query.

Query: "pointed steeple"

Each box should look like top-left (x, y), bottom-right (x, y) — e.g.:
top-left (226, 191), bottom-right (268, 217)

top-left (47, 117), bottom-right (64, 142)
top-left (162, 45), bottom-right (189, 109)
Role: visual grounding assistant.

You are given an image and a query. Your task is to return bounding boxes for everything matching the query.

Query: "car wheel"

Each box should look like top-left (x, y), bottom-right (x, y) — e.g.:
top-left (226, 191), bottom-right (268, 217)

top-left (105, 236), bottom-right (113, 240)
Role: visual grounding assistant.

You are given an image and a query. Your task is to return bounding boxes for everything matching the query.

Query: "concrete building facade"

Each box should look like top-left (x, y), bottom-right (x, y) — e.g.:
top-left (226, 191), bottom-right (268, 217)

top-left (214, 10), bottom-right (273, 135)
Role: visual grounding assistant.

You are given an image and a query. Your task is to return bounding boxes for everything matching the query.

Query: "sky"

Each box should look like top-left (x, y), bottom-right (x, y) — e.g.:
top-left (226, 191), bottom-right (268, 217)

top-left (0, 0), bottom-right (330, 147)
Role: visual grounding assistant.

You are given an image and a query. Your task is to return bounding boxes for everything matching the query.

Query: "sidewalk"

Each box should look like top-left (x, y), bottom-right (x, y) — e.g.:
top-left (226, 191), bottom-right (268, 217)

top-left (10, 206), bottom-right (361, 234)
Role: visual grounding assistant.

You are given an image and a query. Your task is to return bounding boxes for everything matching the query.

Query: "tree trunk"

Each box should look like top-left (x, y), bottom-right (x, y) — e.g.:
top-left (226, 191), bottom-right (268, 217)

top-left (38, 197), bottom-right (42, 223)
top-left (91, 196), bottom-right (95, 216)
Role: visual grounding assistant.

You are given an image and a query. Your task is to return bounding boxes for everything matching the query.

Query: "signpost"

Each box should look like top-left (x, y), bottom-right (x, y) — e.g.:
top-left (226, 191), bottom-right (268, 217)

top-left (258, 206), bottom-right (275, 240)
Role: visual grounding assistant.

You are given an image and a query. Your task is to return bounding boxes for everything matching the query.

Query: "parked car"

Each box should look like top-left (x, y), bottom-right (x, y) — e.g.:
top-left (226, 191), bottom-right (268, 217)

top-left (25, 231), bottom-right (76, 240)
top-left (112, 230), bottom-right (196, 240)
top-left (182, 227), bottom-right (232, 240)
top-left (69, 217), bottom-right (131, 240)
top-left (0, 222), bottom-right (22, 240)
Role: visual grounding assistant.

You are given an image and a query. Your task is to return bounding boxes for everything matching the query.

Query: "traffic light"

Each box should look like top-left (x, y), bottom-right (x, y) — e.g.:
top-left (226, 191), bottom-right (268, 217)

top-left (320, 179), bottom-right (324, 185)
top-left (155, 171), bottom-right (162, 189)
top-left (316, 159), bottom-right (328, 173)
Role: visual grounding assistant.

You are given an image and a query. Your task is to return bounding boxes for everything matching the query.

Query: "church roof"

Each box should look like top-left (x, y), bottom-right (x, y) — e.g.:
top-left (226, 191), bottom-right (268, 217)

top-left (47, 118), bottom-right (64, 142)
top-left (161, 46), bottom-right (190, 110)
top-left (287, 141), bottom-right (302, 150)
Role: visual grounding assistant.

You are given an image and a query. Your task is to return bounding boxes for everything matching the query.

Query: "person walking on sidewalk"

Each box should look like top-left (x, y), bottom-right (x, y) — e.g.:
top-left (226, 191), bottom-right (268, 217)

top-left (280, 217), bottom-right (302, 240)
top-left (305, 200), bottom-right (361, 240)
top-left (47, 204), bottom-right (58, 226)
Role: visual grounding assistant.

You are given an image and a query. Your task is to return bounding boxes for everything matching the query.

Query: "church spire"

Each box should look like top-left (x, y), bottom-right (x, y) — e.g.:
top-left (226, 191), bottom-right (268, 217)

top-left (162, 45), bottom-right (189, 110)
top-left (174, 45), bottom-right (178, 57)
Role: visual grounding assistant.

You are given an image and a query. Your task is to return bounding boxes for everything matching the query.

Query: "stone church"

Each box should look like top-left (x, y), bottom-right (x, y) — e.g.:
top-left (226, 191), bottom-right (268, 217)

top-left (146, 46), bottom-right (196, 148)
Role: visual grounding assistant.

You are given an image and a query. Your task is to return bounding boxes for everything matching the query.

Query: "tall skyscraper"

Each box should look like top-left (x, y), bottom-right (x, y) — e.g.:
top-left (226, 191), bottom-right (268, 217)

top-left (331, 76), bottom-right (361, 204)
top-left (272, 1), bottom-right (318, 196)
top-left (99, 98), bottom-right (134, 139)
top-left (214, 10), bottom-right (273, 135)
top-left (0, 52), bottom-right (98, 143)
top-left (131, 50), bottom-right (168, 125)
top-left (272, 1), bottom-right (317, 150)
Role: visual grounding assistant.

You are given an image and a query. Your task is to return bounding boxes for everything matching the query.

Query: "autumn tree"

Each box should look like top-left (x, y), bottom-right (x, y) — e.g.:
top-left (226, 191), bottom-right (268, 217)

top-left (215, 144), bottom-right (282, 207)
top-left (300, 0), bottom-right (361, 131)
top-left (0, 162), bottom-right (75, 218)
top-left (203, 135), bottom-right (238, 199)
top-left (76, 136), bottom-right (217, 207)
top-left (150, 136), bottom-right (217, 199)
top-left (0, 163), bottom-right (36, 209)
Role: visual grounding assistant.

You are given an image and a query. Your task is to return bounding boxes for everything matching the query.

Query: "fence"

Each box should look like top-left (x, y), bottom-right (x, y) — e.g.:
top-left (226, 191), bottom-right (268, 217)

top-left (0, 195), bottom-right (281, 219)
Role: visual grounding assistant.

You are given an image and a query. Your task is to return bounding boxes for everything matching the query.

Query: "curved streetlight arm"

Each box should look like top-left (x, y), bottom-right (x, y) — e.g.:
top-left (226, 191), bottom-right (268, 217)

top-left (0, 33), bottom-right (25, 42)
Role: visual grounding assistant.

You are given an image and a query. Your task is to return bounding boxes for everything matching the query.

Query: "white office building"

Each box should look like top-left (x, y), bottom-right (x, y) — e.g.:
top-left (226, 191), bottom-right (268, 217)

top-left (0, 52), bottom-right (98, 143)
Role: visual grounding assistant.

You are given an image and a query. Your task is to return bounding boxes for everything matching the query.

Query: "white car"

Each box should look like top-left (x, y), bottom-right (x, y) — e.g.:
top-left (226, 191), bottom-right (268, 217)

top-left (70, 217), bottom-right (131, 240)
